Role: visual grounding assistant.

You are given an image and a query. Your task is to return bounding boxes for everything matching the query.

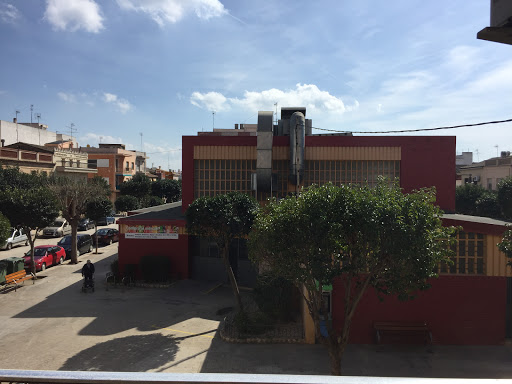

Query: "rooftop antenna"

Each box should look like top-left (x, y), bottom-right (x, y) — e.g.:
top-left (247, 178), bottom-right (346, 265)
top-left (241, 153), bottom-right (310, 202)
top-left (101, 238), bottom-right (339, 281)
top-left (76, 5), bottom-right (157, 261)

top-left (168, 153), bottom-right (170, 170)
top-left (474, 149), bottom-right (480, 162)
top-left (212, 111), bottom-right (216, 130)
top-left (274, 102), bottom-right (278, 125)
top-left (66, 123), bottom-right (77, 141)
top-left (35, 113), bottom-right (41, 125)
top-left (15, 110), bottom-right (20, 142)
top-left (30, 104), bottom-right (33, 124)
top-left (495, 145), bottom-right (499, 157)
top-left (139, 132), bottom-right (143, 152)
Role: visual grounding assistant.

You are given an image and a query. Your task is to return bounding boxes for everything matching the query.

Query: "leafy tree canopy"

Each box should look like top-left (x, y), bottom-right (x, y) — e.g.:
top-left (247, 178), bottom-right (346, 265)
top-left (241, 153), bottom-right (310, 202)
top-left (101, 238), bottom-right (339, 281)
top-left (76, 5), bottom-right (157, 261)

top-left (87, 198), bottom-right (114, 222)
top-left (151, 179), bottom-right (181, 202)
top-left (119, 173), bottom-right (151, 199)
top-left (497, 177), bottom-right (512, 219)
top-left (249, 181), bottom-right (455, 375)
top-left (0, 212), bottom-right (11, 246)
top-left (455, 183), bottom-right (488, 216)
top-left (90, 175), bottom-right (112, 198)
top-left (115, 195), bottom-right (140, 212)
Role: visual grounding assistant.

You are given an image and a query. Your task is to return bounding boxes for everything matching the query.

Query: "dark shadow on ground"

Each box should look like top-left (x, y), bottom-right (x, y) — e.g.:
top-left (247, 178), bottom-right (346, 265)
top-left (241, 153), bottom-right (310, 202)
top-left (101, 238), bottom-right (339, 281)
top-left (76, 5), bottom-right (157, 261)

top-left (200, 336), bottom-right (512, 377)
top-left (12, 252), bottom-right (236, 336)
top-left (61, 334), bottom-right (179, 372)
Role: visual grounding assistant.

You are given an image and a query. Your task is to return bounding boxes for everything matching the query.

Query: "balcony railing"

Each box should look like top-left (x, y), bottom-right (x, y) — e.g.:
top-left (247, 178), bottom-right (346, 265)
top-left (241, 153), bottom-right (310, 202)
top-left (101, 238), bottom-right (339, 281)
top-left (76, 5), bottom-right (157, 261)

top-left (1, 370), bottom-right (501, 384)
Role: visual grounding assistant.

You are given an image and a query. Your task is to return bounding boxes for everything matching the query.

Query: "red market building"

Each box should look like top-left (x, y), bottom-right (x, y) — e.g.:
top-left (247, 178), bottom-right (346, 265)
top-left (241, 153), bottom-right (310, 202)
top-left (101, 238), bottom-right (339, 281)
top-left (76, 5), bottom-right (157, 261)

top-left (117, 107), bottom-right (511, 344)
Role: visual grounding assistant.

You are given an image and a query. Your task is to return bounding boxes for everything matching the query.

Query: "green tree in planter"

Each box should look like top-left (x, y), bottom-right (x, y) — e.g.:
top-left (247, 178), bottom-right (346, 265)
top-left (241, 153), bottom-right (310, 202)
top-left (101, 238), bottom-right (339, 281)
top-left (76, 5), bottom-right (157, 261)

top-left (115, 195), bottom-right (139, 212)
top-left (249, 181), bottom-right (456, 376)
top-left (186, 192), bottom-right (259, 312)
top-left (498, 225), bottom-right (512, 268)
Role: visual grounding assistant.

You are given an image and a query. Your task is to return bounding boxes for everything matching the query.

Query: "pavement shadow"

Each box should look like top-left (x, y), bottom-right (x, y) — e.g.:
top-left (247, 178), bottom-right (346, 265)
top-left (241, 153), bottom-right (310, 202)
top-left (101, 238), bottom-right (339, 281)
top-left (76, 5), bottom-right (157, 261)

top-left (61, 333), bottom-right (179, 372)
top-left (13, 252), bottom-right (236, 336)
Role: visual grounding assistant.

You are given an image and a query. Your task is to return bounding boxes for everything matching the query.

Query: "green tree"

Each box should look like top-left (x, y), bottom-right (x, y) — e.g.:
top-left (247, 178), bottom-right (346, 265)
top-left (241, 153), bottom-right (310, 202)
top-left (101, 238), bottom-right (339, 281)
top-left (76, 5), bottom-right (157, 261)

top-left (0, 168), bottom-right (59, 276)
top-left (498, 225), bottom-right (512, 268)
top-left (119, 173), bottom-right (152, 199)
top-left (0, 212), bottom-right (11, 247)
top-left (50, 178), bottom-right (110, 263)
top-left (186, 192), bottom-right (259, 312)
top-left (90, 175), bottom-right (112, 198)
top-left (143, 195), bottom-right (164, 207)
top-left (86, 198), bottom-right (114, 253)
top-left (497, 177), bottom-right (512, 219)
top-left (249, 182), bottom-right (455, 375)
top-left (151, 179), bottom-right (181, 202)
top-left (455, 183), bottom-right (487, 215)
top-left (115, 195), bottom-right (140, 212)
top-left (476, 192), bottom-right (501, 218)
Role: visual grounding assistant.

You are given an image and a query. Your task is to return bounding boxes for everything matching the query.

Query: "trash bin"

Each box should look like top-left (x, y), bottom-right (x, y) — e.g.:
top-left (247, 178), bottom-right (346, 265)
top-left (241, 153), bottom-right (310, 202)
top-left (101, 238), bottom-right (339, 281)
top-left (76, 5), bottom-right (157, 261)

top-left (0, 260), bottom-right (7, 284)
top-left (4, 257), bottom-right (25, 274)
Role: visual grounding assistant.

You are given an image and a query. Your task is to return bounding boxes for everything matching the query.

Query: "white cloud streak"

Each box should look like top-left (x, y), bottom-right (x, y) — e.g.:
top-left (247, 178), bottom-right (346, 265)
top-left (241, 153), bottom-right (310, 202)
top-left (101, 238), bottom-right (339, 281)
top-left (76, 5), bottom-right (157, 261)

top-left (57, 92), bottom-right (77, 103)
top-left (116, 0), bottom-right (226, 26)
top-left (0, 3), bottom-right (20, 23)
top-left (190, 84), bottom-right (358, 116)
top-left (44, 0), bottom-right (104, 33)
top-left (102, 92), bottom-right (133, 114)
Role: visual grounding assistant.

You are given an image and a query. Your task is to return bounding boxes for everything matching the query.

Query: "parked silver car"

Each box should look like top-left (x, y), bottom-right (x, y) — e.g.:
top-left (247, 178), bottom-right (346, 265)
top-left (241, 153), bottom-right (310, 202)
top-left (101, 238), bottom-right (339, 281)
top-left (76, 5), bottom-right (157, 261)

top-left (1, 228), bottom-right (28, 250)
top-left (41, 219), bottom-right (72, 238)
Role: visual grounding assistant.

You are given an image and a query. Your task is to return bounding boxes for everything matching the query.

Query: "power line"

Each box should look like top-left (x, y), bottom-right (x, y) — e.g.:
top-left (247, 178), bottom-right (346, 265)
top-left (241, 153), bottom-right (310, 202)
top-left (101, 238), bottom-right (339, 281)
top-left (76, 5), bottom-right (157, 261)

top-left (312, 117), bottom-right (512, 134)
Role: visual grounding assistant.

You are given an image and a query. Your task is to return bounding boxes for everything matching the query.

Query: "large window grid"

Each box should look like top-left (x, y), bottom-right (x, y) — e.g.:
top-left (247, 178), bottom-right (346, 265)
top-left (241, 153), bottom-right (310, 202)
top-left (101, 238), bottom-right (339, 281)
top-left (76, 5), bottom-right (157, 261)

top-left (440, 232), bottom-right (486, 275)
top-left (194, 159), bottom-right (256, 199)
top-left (304, 160), bottom-right (400, 187)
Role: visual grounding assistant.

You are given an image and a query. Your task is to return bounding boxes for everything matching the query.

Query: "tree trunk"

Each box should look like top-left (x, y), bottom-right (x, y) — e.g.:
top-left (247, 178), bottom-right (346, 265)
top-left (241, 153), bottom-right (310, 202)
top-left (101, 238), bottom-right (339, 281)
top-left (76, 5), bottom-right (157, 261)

top-left (25, 226), bottom-right (37, 279)
top-left (328, 341), bottom-right (343, 376)
top-left (221, 240), bottom-right (244, 312)
top-left (70, 218), bottom-right (79, 264)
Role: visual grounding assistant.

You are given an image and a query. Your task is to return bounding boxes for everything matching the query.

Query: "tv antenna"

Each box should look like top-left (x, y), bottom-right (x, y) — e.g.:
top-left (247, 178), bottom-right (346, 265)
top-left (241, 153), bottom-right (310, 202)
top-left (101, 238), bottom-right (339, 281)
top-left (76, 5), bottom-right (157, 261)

top-left (35, 113), bottom-right (41, 125)
top-left (274, 102), bottom-right (278, 125)
top-left (30, 104), bottom-right (33, 124)
top-left (66, 123), bottom-right (77, 140)
top-left (212, 111), bottom-right (216, 129)
top-left (140, 132), bottom-right (143, 152)
top-left (495, 145), bottom-right (499, 157)
top-left (474, 149), bottom-right (479, 162)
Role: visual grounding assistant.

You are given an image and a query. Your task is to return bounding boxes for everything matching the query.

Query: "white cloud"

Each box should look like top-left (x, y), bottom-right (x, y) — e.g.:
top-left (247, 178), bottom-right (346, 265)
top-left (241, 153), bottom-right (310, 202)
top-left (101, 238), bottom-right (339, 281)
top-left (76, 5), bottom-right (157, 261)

top-left (102, 92), bottom-right (133, 114)
top-left (57, 92), bottom-right (77, 103)
top-left (0, 3), bottom-right (20, 23)
top-left (190, 84), bottom-right (358, 116)
top-left (116, 0), bottom-right (226, 26)
top-left (44, 0), bottom-right (104, 33)
top-left (79, 133), bottom-right (125, 146)
top-left (190, 91), bottom-right (228, 112)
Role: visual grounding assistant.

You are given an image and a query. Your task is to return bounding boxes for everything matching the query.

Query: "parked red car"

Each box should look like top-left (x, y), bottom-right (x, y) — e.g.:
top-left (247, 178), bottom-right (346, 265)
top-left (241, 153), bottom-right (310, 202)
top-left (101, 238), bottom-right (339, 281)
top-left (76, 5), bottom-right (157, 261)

top-left (92, 228), bottom-right (119, 245)
top-left (23, 245), bottom-right (67, 271)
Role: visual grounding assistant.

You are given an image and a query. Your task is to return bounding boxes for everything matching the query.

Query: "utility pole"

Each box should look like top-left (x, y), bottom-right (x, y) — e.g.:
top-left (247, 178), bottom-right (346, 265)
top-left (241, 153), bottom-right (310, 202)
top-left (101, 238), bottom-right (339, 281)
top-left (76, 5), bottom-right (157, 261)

top-left (212, 111), bottom-right (215, 130)
top-left (139, 132), bottom-right (143, 152)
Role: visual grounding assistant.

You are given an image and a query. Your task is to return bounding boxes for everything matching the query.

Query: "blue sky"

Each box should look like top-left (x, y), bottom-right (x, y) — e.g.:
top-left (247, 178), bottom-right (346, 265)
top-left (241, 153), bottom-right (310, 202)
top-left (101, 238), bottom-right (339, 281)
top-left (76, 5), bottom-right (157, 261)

top-left (1, 0), bottom-right (511, 171)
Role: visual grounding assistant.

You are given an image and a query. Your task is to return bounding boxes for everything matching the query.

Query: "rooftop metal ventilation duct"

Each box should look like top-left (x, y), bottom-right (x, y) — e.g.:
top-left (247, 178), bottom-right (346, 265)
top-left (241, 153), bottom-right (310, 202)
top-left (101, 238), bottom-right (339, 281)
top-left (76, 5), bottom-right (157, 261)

top-left (256, 111), bottom-right (273, 193)
top-left (289, 111), bottom-right (305, 186)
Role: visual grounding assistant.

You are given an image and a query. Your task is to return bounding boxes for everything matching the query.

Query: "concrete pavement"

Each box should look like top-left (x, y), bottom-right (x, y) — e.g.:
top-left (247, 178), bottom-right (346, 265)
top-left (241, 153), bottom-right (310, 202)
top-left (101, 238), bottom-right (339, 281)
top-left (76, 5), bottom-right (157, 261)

top-left (0, 246), bottom-right (511, 377)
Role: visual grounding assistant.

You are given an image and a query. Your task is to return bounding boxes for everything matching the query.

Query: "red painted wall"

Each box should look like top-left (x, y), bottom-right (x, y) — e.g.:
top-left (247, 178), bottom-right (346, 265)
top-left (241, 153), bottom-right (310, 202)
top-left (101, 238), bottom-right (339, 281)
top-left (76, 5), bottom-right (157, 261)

top-left (331, 275), bottom-right (507, 345)
top-left (117, 219), bottom-right (189, 280)
top-left (182, 135), bottom-right (455, 212)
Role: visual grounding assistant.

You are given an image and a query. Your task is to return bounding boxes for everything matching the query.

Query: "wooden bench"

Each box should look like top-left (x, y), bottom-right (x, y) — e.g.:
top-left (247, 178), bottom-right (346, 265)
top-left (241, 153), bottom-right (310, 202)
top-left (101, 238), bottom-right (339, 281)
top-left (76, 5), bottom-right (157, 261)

top-left (3, 270), bottom-right (35, 292)
top-left (374, 321), bottom-right (432, 344)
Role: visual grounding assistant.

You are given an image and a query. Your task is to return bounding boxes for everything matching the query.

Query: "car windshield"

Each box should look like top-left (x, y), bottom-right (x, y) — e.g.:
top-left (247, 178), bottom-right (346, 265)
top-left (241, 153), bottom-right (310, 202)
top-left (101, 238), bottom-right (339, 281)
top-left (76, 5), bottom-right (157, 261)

top-left (97, 229), bottom-right (109, 235)
top-left (58, 237), bottom-right (72, 245)
top-left (52, 221), bottom-right (64, 227)
top-left (26, 248), bottom-right (47, 257)
top-left (79, 219), bottom-right (88, 224)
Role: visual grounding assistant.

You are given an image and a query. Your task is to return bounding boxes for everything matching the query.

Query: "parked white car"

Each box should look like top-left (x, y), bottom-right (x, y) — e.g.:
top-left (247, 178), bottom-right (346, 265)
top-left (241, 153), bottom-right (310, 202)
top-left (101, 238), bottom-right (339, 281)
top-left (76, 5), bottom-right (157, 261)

top-left (41, 219), bottom-right (72, 238)
top-left (1, 228), bottom-right (28, 250)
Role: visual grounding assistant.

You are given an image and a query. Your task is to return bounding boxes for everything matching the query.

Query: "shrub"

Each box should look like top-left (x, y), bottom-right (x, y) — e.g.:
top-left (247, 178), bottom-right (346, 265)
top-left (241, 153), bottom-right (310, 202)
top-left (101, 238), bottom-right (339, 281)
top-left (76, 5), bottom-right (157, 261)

top-left (456, 183), bottom-right (488, 215)
top-left (498, 177), bottom-right (512, 219)
top-left (476, 193), bottom-right (501, 218)
top-left (139, 255), bottom-right (171, 283)
top-left (252, 274), bottom-right (299, 322)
